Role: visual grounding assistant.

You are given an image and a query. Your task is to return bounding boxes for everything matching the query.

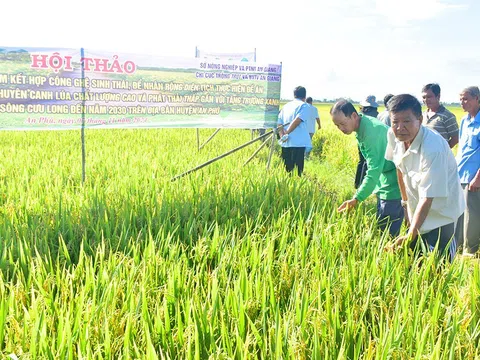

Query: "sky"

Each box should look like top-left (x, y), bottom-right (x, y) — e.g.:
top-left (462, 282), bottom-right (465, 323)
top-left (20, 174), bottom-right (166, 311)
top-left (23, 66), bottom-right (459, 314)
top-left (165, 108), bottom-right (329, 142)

top-left (3, 0), bottom-right (479, 103)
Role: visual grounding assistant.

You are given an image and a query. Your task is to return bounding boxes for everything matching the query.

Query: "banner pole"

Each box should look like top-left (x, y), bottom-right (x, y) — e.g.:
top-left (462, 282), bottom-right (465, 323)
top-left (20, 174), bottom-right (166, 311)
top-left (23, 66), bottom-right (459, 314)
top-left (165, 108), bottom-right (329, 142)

top-left (172, 124), bottom-right (287, 181)
top-left (243, 134), bottom-right (272, 166)
top-left (266, 129), bottom-right (276, 170)
top-left (199, 128), bottom-right (221, 150)
top-left (81, 47), bottom-right (86, 184)
top-left (171, 129), bottom-right (273, 181)
top-left (195, 46), bottom-right (200, 151)
top-left (196, 128), bottom-right (200, 151)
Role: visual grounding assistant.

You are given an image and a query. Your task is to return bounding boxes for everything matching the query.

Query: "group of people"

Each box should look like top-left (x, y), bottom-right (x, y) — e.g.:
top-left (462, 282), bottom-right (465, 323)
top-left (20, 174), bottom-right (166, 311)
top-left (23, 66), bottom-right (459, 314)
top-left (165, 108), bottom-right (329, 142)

top-left (277, 84), bottom-right (480, 261)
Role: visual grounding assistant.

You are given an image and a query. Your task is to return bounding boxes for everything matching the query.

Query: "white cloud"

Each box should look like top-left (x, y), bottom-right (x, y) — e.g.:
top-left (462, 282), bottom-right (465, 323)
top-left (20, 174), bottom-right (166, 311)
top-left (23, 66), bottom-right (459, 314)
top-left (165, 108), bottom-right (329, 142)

top-left (374, 0), bottom-right (466, 26)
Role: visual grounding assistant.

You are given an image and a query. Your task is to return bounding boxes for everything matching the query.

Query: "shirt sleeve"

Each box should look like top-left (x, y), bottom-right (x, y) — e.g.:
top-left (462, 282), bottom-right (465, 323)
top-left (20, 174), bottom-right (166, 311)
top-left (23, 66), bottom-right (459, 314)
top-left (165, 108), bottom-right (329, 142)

top-left (385, 129), bottom-right (395, 162)
top-left (354, 129), bottom-right (388, 202)
top-left (296, 103), bottom-right (309, 122)
top-left (277, 108), bottom-right (284, 125)
top-left (418, 150), bottom-right (449, 198)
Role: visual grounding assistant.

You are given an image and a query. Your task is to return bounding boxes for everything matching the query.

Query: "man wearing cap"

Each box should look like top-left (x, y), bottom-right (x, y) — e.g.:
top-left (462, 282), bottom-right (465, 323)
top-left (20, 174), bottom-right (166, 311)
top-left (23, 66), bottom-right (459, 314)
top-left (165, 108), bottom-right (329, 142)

top-left (355, 95), bottom-right (379, 189)
top-left (277, 86), bottom-right (311, 176)
top-left (331, 99), bottom-right (403, 237)
top-left (455, 86), bottom-right (480, 256)
top-left (385, 94), bottom-right (464, 261)
top-left (304, 97), bottom-right (321, 159)
top-left (422, 83), bottom-right (458, 148)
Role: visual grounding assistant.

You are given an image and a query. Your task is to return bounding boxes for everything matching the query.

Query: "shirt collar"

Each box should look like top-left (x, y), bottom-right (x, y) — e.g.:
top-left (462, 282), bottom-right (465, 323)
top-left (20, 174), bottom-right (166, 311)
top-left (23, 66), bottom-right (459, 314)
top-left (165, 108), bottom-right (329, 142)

top-left (467, 109), bottom-right (480, 125)
top-left (406, 125), bottom-right (424, 154)
top-left (395, 125), bottom-right (424, 155)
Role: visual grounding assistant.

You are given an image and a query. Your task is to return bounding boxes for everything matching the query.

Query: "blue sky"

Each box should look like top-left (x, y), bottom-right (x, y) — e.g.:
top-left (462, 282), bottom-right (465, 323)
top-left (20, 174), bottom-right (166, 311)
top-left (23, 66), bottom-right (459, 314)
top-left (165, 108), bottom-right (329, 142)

top-left (3, 0), bottom-right (478, 103)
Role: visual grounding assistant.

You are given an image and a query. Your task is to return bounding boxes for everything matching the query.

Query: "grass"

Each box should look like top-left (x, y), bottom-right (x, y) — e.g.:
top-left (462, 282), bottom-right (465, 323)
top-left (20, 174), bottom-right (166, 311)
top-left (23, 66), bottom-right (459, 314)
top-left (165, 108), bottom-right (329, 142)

top-left (0, 103), bottom-right (478, 359)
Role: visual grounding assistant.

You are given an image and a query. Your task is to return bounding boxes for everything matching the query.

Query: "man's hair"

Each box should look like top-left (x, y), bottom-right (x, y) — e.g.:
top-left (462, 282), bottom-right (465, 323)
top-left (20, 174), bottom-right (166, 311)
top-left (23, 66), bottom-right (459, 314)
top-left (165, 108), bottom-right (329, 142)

top-left (330, 99), bottom-right (358, 117)
top-left (422, 83), bottom-right (441, 97)
top-left (388, 94), bottom-right (422, 118)
top-left (294, 86), bottom-right (306, 99)
top-left (383, 94), bottom-right (394, 108)
top-left (462, 86), bottom-right (480, 98)
top-left (306, 97), bottom-right (313, 104)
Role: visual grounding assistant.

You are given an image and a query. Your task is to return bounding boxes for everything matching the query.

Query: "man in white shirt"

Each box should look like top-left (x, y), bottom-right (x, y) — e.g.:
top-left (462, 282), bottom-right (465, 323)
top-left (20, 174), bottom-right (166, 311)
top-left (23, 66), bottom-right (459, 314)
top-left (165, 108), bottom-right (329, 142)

top-left (385, 94), bottom-right (465, 261)
top-left (277, 86), bottom-right (311, 176)
top-left (304, 97), bottom-right (321, 159)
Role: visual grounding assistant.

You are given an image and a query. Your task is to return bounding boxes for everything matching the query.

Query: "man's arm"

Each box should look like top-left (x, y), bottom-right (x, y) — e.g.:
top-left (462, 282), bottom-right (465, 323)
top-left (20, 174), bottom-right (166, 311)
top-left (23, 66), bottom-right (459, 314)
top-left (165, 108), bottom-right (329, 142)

top-left (316, 117), bottom-right (321, 130)
top-left (391, 198), bottom-right (433, 248)
top-left (396, 168), bottom-right (410, 226)
top-left (407, 197), bottom-right (433, 239)
top-left (469, 169), bottom-right (480, 192)
top-left (445, 113), bottom-right (459, 148)
top-left (286, 117), bottom-right (302, 135)
top-left (396, 168), bottom-right (407, 201)
top-left (353, 133), bottom-right (386, 202)
top-left (338, 131), bottom-right (385, 212)
top-left (448, 135), bottom-right (459, 148)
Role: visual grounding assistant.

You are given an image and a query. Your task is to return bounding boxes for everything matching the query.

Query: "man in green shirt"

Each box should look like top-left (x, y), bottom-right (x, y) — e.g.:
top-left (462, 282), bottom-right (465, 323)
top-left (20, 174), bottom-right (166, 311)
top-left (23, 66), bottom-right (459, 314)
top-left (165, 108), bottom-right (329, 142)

top-left (330, 99), bottom-right (404, 237)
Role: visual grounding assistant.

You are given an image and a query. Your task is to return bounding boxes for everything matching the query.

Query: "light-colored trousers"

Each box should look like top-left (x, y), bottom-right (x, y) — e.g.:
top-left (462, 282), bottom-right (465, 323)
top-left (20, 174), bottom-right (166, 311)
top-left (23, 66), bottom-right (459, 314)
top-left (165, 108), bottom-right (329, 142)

top-left (455, 184), bottom-right (480, 254)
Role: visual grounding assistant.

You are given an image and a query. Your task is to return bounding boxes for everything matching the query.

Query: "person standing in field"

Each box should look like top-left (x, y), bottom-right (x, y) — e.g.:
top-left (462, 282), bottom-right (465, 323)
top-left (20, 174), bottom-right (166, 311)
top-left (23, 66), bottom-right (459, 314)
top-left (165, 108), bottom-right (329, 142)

top-left (421, 83), bottom-right (459, 148)
top-left (355, 95), bottom-right (379, 189)
top-left (378, 94), bottom-right (394, 127)
top-left (277, 86), bottom-right (311, 176)
top-left (455, 86), bottom-right (480, 256)
top-left (331, 99), bottom-right (403, 237)
top-left (304, 96), bottom-right (321, 160)
top-left (385, 94), bottom-right (465, 261)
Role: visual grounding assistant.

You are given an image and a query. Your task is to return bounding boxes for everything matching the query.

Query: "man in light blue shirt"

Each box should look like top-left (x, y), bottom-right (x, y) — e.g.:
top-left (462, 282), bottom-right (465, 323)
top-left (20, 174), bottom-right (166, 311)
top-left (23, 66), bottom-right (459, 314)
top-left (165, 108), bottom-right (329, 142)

top-left (277, 86), bottom-right (311, 176)
top-left (455, 86), bottom-right (480, 256)
top-left (305, 97), bottom-right (321, 159)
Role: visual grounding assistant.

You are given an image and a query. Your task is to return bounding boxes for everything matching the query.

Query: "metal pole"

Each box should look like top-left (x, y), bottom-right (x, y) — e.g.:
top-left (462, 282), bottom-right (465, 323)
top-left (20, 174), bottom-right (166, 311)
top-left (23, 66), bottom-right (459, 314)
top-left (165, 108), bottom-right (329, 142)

top-left (171, 130), bottom-right (274, 181)
top-left (196, 128), bottom-right (200, 151)
top-left (266, 130), bottom-right (276, 170)
top-left (199, 128), bottom-right (221, 150)
top-left (243, 134), bottom-right (272, 167)
top-left (195, 46), bottom-right (199, 151)
top-left (81, 47), bottom-right (86, 184)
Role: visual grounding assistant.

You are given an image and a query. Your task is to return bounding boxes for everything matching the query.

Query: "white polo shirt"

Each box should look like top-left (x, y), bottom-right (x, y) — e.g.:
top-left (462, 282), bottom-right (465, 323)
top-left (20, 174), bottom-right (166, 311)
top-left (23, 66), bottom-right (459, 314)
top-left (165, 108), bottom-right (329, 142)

top-left (385, 125), bottom-right (465, 234)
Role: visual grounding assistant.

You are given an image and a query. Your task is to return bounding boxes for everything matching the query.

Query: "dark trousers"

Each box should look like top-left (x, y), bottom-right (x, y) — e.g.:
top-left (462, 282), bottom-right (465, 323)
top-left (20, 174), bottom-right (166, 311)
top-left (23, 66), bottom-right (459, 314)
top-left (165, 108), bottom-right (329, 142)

top-left (281, 147), bottom-right (305, 176)
top-left (355, 147), bottom-right (367, 189)
top-left (410, 222), bottom-right (456, 262)
top-left (377, 198), bottom-right (404, 237)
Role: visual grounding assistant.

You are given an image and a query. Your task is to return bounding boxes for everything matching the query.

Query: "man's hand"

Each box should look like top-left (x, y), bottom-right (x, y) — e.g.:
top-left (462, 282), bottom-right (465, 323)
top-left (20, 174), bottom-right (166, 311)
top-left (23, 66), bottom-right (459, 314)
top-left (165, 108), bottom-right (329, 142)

top-left (385, 234), bottom-right (409, 252)
top-left (337, 199), bottom-right (358, 213)
top-left (468, 176), bottom-right (480, 192)
top-left (278, 134), bottom-right (289, 145)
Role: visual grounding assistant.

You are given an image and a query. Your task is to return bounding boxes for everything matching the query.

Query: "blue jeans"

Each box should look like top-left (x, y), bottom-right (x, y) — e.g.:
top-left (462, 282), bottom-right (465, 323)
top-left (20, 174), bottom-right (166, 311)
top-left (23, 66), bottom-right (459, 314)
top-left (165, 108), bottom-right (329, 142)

top-left (377, 197), bottom-right (404, 237)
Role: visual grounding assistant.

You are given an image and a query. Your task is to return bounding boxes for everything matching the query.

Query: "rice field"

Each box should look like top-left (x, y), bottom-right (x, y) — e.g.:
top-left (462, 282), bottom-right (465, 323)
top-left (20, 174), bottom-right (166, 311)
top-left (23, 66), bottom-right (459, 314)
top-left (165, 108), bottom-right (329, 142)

top-left (0, 103), bottom-right (478, 359)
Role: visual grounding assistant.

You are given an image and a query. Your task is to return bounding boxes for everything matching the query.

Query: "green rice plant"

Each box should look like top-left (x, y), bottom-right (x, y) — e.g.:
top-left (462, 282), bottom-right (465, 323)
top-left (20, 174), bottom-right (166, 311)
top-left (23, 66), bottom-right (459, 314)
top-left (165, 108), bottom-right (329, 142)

top-left (0, 105), bottom-right (477, 359)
